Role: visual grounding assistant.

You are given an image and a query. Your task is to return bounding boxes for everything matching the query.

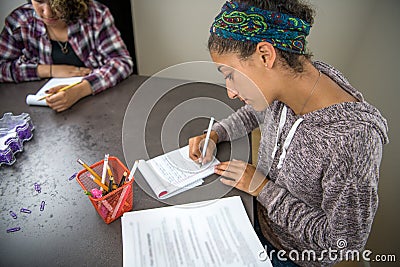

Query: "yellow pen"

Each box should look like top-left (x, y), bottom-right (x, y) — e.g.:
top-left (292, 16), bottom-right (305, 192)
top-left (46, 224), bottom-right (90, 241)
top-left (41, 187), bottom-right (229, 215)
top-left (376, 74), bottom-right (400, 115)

top-left (38, 81), bottom-right (82, 101)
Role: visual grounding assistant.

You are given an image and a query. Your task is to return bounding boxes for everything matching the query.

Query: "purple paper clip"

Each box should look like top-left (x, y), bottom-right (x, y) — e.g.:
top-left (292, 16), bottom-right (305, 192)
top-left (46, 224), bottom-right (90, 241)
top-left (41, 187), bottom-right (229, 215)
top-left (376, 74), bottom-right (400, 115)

top-left (20, 208), bottom-right (32, 214)
top-left (34, 182), bottom-right (41, 193)
top-left (68, 173), bottom-right (77, 181)
top-left (7, 227), bottom-right (21, 233)
top-left (40, 201), bottom-right (45, 211)
top-left (9, 210), bottom-right (17, 219)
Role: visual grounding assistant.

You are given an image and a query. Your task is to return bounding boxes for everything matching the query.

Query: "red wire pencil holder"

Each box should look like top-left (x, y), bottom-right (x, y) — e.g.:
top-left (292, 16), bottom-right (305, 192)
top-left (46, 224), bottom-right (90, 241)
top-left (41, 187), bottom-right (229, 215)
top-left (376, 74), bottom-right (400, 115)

top-left (76, 156), bottom-right (134, 224)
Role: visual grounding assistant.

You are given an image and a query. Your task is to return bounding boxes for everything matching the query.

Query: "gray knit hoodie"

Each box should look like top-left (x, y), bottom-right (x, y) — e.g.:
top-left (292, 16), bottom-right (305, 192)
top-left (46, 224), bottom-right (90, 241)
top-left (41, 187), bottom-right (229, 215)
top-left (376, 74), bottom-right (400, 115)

top-left (212, 61), bottom-right (389, 266)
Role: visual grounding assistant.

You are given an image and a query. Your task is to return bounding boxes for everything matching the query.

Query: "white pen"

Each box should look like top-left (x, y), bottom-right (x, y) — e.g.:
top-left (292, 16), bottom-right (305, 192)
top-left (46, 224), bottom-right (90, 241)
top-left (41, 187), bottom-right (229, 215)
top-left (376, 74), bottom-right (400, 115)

top-left (100, 154), bottom-right (109, 192)
top-left (201, 117), bottom-right (215, 165)
top-left (127, 160), bottom-right (139, 181)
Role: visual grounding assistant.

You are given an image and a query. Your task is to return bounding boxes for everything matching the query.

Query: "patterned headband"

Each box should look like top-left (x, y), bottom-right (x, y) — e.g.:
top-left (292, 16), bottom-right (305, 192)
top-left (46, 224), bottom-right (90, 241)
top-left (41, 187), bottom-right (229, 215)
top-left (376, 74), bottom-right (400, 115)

top-left (210, 1), bottom-right (311, 54)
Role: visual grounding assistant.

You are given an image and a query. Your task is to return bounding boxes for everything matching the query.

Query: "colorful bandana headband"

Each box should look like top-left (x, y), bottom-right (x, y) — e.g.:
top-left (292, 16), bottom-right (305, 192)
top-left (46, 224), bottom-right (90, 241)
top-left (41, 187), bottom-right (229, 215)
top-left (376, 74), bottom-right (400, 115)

top-left (211, 1), bottom-right (311, 54)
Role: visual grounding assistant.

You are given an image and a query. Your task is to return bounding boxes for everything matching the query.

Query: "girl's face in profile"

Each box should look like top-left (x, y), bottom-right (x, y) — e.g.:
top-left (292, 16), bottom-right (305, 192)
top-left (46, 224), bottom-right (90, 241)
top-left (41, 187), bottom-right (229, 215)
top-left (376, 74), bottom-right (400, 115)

top-left (32, 0), bottom-right (62, 26)
top-left (210, 52), bottom-right (270, 112)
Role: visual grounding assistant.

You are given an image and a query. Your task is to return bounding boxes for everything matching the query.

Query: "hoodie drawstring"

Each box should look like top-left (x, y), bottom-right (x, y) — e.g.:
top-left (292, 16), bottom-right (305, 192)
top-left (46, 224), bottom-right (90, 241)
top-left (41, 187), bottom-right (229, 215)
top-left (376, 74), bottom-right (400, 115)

top-left (272, 105), bottom-right (305, 169)
top-left (271, 105), bottom-right (287, 160)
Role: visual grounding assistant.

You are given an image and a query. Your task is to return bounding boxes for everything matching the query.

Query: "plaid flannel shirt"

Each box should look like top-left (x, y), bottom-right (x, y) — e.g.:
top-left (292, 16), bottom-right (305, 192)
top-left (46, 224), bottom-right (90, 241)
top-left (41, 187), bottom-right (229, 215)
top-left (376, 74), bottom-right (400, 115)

top-left (0, 2), bottom-right (133, 94)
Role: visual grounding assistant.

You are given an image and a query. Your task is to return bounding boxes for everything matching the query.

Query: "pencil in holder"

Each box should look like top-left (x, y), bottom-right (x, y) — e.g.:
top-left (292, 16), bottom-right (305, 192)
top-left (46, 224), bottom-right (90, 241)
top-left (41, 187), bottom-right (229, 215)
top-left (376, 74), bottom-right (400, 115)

top-left (76, 156), bottom-right (134, 224)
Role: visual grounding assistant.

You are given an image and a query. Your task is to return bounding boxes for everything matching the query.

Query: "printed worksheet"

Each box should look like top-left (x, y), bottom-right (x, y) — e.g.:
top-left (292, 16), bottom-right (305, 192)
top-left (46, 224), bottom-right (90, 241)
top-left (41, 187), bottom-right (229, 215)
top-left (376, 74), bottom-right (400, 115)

top-left (121, 196), bottom-right (273, 267)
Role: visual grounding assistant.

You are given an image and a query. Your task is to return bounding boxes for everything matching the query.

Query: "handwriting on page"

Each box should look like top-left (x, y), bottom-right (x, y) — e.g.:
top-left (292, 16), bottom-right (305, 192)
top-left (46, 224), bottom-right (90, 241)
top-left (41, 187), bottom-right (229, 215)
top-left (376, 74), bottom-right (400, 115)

top-left (148, 146), bottom-right (215, 185)
top-left (149, 157), bottom-right (188, 183)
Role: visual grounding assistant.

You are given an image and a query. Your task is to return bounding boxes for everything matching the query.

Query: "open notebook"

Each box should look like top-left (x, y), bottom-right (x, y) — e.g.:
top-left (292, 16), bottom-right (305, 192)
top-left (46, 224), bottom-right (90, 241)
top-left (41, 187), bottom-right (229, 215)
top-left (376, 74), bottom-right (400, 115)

top-left (26, 77), bottom-right (83, 106)
top-left (138, 145), bottom-right (220, 199)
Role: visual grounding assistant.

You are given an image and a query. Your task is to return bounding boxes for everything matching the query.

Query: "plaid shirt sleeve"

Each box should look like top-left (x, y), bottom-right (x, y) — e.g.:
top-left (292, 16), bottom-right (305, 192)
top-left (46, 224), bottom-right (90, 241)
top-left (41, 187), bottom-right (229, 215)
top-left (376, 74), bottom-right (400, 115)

top-left (82, 4), bottom-right (133, 94)
top-left (0, 7), bottom-right (41, 82)
top-left (0, 3), bottom-right (133, 88)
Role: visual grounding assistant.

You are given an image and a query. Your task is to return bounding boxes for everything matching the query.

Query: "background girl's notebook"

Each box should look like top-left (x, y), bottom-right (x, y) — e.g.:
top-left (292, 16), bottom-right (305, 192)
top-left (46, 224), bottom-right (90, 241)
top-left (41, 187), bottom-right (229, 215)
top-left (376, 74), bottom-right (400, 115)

top-left (138, 145), bottom-right (220, 199)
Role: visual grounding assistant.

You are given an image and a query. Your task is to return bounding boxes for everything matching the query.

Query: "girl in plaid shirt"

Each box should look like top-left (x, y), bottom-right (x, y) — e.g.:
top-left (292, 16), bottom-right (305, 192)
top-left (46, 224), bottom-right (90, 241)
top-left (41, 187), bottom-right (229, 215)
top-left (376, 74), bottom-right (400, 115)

top-left (0, 0), bottom-right (133, 112)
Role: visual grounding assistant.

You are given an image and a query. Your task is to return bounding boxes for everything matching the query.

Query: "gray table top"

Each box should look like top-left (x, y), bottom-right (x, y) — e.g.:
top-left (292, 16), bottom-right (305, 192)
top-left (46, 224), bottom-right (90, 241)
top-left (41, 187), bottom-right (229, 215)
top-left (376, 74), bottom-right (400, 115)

top-left (0, 75), bottom-right (253, 266)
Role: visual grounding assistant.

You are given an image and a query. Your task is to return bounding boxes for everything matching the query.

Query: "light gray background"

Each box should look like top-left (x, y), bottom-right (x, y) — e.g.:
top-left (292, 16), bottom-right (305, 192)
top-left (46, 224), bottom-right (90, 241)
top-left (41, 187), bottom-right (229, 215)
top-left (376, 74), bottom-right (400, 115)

top-left (1, 0), bottom-right (399, 266)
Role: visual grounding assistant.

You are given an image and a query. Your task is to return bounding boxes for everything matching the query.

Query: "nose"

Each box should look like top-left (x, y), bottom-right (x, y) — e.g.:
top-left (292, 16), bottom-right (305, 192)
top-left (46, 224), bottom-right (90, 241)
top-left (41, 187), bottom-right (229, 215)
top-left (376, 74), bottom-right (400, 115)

top-left (227, 88), bottom-right (238, 99)
top-left (42, 4), bottom-right (54, 18)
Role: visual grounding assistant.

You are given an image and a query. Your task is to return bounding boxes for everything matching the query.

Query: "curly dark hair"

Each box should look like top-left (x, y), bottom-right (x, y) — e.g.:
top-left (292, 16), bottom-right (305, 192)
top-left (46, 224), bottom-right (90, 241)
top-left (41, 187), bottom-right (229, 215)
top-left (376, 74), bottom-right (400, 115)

top-left (208, 0), bottom-right (316, 72)
top-left (50, 0), bottom-right (91, 23)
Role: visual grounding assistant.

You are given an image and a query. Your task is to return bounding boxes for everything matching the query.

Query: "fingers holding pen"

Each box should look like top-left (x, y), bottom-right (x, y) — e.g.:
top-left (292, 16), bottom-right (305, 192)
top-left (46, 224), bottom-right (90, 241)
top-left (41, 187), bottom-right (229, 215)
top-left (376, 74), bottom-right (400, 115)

top-left (189, 135), bottom-right (203, 163)
top-left (45, 85), bottom-right (65, 95)
top-left (188, 130), bottom-right (219, 164)
top-left (46, 91), bottom-right (68, 112)
top-left (46, 89), bottom-right (66, 104)
top-left (199, 138), bottom-right (217, 164)
top-left (45, 80), bottom-right (92, 112)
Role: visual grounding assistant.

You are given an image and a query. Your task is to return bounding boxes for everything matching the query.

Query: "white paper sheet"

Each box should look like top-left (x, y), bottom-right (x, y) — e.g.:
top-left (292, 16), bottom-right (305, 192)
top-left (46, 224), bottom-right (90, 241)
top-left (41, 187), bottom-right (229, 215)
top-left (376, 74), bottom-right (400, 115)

top-left (121, 196), bottom-right (272, 267)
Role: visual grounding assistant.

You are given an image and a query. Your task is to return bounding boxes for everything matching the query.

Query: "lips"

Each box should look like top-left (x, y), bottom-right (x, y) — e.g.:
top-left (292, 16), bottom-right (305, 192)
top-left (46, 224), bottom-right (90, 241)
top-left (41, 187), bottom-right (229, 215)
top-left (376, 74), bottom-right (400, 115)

top-left (42, 17), bottom-right (59, 23)
top-left (238, 96), bottom-right (247, 103)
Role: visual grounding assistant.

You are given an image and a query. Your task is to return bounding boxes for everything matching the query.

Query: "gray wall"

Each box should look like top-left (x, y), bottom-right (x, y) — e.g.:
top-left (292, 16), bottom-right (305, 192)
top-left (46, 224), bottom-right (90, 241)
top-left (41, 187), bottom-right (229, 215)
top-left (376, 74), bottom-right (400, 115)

top-left (0, 0), bottom-right (26, 29)
top-left (348, 1), bottom-right (400, 266)
top-left (131, 0), bottom-right (225, 80)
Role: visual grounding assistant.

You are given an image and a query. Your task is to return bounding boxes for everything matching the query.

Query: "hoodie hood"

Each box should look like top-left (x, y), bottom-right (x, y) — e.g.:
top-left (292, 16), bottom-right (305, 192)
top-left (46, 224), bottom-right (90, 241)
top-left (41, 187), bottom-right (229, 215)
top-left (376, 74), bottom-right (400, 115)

top-left (304, 61), bottom-right (390, 146)
top-left (266, 61), bottom-right (389, 170)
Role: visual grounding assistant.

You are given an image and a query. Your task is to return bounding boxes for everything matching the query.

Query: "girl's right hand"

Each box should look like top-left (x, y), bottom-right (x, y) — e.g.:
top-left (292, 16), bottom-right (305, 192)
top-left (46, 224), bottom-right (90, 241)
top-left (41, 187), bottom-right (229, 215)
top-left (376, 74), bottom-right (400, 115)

top-left (188, 130), bottom-right (218, 164)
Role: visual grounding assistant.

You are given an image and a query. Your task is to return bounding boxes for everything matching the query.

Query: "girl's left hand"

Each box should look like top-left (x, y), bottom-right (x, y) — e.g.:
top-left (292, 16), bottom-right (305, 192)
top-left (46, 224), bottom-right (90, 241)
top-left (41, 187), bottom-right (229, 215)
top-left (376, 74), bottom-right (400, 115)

top-left (214, 159), bottom-right (268, 196)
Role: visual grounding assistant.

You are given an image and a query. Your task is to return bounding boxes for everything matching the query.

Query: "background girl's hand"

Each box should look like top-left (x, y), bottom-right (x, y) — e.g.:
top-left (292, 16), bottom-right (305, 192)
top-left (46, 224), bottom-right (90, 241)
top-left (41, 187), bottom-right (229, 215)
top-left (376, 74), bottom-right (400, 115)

top-left (51, 65), bottom-right (91, 77)
top-left (214, 159), bottom-right (268, 196)
top-left (188, 130), bottom-right (218, 164)
top-left (45, 80), bottom-right (92, 112)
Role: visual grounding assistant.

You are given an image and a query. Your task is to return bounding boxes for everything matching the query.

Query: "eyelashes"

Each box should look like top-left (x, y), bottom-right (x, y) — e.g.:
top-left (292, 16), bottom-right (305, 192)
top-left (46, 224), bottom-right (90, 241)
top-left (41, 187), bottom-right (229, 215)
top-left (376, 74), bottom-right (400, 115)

top-left (224, 73), bottom-right (233, 81)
